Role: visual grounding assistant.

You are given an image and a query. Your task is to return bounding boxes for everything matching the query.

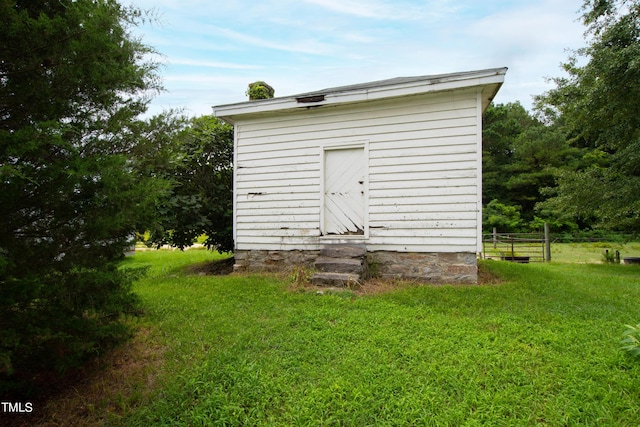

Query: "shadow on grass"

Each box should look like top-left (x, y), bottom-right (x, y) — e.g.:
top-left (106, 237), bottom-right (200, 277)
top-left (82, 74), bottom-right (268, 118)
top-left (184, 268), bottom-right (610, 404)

top-left (183, 256), bottom-right (235, 276)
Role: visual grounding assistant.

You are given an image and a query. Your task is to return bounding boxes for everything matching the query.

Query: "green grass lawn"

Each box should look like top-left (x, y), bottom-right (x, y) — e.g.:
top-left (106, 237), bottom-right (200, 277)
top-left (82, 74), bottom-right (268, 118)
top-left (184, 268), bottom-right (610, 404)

top-left (109, 249), bottom-right (640, 426)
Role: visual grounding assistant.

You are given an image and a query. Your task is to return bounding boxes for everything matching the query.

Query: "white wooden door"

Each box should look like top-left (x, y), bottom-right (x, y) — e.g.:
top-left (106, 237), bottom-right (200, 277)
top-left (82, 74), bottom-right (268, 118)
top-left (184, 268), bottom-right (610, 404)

top-left (324, 147), bottom-right (365, 235)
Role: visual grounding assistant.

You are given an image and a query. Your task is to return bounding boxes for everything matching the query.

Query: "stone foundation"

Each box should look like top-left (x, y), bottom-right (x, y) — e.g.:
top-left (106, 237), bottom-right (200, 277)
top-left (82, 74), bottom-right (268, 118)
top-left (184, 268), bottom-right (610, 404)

top-left (234, 249), bottom-right (477, 284)
top-left (367, 251), bottom-right (477, 284)
top-left (233, 249), bottom-right (319, 273)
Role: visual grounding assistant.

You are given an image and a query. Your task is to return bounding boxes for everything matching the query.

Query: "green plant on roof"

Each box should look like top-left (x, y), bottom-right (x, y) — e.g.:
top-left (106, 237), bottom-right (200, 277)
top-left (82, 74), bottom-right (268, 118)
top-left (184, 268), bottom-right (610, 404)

top-left (246, 81), bottom-right (275, 100)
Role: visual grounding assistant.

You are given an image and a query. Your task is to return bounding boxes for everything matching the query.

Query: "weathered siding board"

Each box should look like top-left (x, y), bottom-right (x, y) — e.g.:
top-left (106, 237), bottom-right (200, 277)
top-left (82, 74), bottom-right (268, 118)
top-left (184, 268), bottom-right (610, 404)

top-left (371, 219), bottom-right (477, 230)
top-left (372, 177), bottom-right (478, 190)
top-left (236, 92), bottom-right (478, 133)
top-left (370, 205), bottom-right (478, 217)
top-left (235, 239), bottom-right (321, 250)
top-left (371, 145), bottom-right (476, 162)
top-left (236, 162), bottom-right (318, 176)
top-left (241, 149), bottom-right (318, 168)
top-left (368, 92), bottom-right (478, 252)
top-left (236, 117), bottom-right (476, 147)
top-left (238, 172), bottom-right (316, 185)
top-left (242, 230), bottom-right (320, 238)
top-left (366, 242), bottom-right (478, 253)
top-left (236, 227), bottom-right (320, 237)
top-left (237, 181), bottom-right (316, 194)
top-left (371, 208), bottom-right (478, 219)
top-left (370, 157), bottom-right (477, 175)
top-left (236, 92), bottom-right (477, 142)
top-left (236, 99), bottom-right (478, 151)
top-left (237, 208), bottom-right (319, 218)
top-left (363, 92), bottom-right (479, 251)
top-left (235, 122), bottom-right (321, 249)
top-left (233, 88), bottom-right (482, 252)
top-left (234, 218), bottom-right (318, 229)
top-left (239, 116), bottom-right (477, 143)
top-left (372, 137), bottom-right (476, 152)
top-left (369, 230), bottom-right (477, 240)
top-left (237, 129), bottom-right (477, 154)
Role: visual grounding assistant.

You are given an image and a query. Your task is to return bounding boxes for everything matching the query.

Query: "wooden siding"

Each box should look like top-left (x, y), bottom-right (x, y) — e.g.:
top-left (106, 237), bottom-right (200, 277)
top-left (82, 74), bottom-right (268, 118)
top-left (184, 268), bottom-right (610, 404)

top-left (234, 88), bottom-right (481, 252)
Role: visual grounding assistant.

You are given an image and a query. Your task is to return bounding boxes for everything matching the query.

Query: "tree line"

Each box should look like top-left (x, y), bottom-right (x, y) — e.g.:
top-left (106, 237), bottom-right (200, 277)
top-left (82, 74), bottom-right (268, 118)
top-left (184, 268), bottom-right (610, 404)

top-left (484, 0), bottom-right (640, 235)
top-left (1, 0), bottom-right (638, 394)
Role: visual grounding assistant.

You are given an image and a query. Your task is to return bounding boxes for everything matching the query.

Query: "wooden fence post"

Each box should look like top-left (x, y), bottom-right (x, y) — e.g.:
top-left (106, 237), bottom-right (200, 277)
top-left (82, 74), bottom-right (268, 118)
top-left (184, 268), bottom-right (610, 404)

top-left (510, 235), bottom-right (515, 258)
top-left (544, 222), bottom-right (551, 262)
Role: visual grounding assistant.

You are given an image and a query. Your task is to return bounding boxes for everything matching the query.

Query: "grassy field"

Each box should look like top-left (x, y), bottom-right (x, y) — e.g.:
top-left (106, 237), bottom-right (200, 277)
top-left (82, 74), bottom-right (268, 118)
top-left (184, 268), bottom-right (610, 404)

top-left (27, 248), bottom-right (640, 426)
top-left (483, 241), bottom-right (640, 264)
top-left (551, 241), bottom-right (640, 264)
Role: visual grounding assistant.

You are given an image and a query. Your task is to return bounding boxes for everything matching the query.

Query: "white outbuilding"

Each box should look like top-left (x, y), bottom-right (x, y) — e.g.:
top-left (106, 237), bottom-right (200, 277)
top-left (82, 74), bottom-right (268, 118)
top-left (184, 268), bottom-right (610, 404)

top-left (213, 67), bottom-right (507, 284)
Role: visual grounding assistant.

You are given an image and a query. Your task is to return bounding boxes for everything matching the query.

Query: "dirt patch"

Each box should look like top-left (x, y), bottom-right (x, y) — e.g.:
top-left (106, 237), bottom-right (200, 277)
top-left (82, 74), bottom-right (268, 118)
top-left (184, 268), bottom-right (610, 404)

top-left (185, 256), bottom-right (235, 275)
top-left (6, 327), bottom-right (166, 427)
top-left (352, 278), bottom-right (418, 296)
top-left (289, 264), bottom-right (504, 296)
top-left (289, 278), bottom-right (461, 297)
top-left (478, 263), bottom-right (504, 285)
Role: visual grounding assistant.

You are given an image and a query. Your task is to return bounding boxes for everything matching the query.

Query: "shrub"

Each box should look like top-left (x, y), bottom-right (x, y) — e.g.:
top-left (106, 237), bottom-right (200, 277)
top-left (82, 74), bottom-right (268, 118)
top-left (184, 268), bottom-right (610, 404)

top-left (0, 0), bottom-right (165, 396)
top-left (602, 250), bottom-right (621, 264)
top-left (621, 324), bottom-right (640, 358)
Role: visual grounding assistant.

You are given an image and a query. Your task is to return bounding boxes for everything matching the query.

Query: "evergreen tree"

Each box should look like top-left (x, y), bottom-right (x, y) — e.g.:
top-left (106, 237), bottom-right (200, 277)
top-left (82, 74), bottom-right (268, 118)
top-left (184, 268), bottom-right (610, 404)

top-left (0, 0), bottom-right (167, 392)
top-left (482, 103), bottom-right (583, 231)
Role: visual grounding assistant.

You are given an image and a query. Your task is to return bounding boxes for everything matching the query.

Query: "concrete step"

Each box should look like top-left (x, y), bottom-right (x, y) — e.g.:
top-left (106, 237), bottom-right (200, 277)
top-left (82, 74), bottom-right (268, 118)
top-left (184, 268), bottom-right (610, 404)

top-left (310, 272), bottom-right (361, 287)
top-left (314, 256), bottom-right (364, 274)
top-left (312, 245), bottom-right (367, 287)
top-left (319, 245), bottom-right (366, 259)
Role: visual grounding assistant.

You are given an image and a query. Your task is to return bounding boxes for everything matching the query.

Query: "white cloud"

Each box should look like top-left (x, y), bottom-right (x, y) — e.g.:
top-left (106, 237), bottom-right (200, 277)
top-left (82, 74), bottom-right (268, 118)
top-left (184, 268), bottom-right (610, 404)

top-left (300, 0), bottom-right (400, 18)
top-left (300, 0), bottom-right (456, 21)
top-left (163, 74), bottom-right (249, 84)
top-left (169, 58), bottom-right (264, 70)
top-left (128, 0), bottom-right (589, 117)
top-left (460, 0), bottom-right (585, 107)
top-left (467, 1), bottom-right (583, 51)
top-left (207, 25), bottom-right (335, 55)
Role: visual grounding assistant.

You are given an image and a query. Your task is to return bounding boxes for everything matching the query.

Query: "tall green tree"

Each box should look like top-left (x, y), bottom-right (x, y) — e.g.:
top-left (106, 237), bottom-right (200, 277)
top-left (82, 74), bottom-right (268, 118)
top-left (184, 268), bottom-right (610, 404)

top-left (148, 115), bottom-right (234, 253)
top-left (483, 102), bottom-right (537, 208)
top-left (536, 0), bottom-right (640, 231)
top-left (482, 103), bottom-right (583, 231)
top-left (0, 0), bottom-right (167, 392)
top-left (482, 199), bottom-right (524, 233)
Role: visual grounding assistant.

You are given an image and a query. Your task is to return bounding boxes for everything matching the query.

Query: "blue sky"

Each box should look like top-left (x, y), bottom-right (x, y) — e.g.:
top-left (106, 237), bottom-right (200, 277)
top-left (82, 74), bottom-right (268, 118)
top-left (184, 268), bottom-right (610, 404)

top-left (127, 0), bottom-right (587, 117)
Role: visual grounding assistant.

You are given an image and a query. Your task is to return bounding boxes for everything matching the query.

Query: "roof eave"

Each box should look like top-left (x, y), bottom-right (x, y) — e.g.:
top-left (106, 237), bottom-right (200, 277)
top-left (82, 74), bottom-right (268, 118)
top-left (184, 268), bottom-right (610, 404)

top-left (213, 67), bottom-right (507, 122)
